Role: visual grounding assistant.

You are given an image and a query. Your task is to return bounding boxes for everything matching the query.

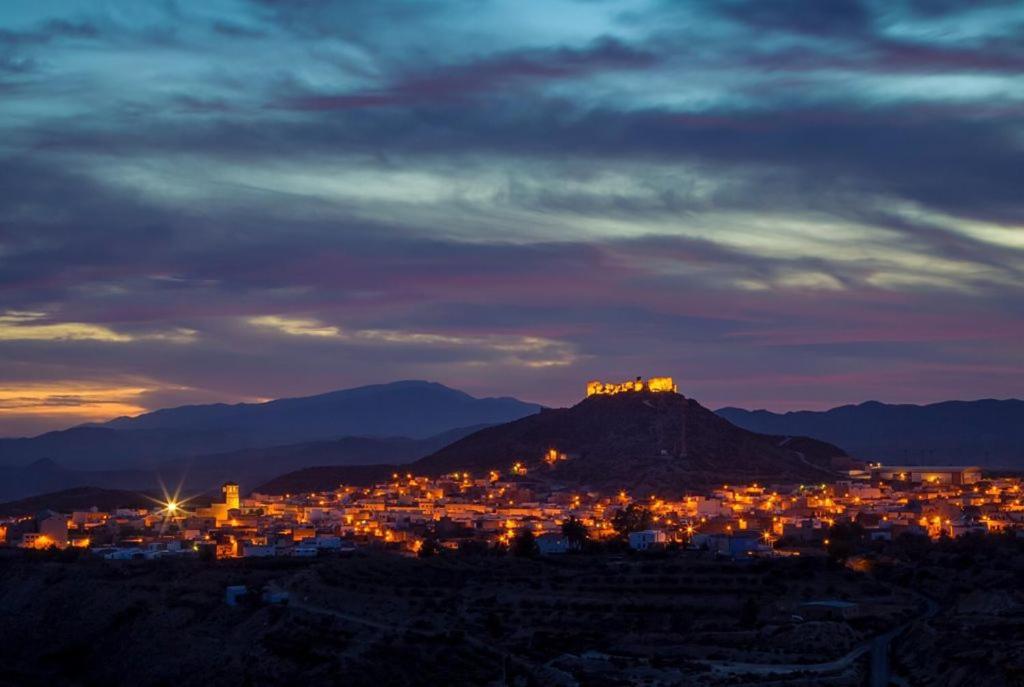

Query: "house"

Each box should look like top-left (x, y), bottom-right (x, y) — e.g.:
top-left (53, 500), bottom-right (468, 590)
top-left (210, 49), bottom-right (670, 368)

top-left (36, 510), bottom-right (69, 548)
top-left (872, 465), bottom-right (982, 486)
top-left (311, 535), bottom-right (343, 549)
top-left (242, 544), bottom-right (276, 557)
top-left (102, 548), bottom-right (147, 560)
top-left (628, 529), bottom-right (667, 551)
top-left (701, 532), bottom-right (769, 559)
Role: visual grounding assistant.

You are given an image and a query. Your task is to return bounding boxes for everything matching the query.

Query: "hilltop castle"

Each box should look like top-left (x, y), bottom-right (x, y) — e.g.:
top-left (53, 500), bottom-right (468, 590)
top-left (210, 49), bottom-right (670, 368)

top-left (586, 376), bottom-right (677, 397)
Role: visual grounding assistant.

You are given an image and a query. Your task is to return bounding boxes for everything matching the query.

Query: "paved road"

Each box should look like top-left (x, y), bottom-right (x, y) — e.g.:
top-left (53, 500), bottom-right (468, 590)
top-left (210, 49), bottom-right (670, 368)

top-left (708, 645), bottom-right (869, 679)
top-left (870, 595), bottom-right (940, 687)
top-left (707, 595), bottom-right (940, 684)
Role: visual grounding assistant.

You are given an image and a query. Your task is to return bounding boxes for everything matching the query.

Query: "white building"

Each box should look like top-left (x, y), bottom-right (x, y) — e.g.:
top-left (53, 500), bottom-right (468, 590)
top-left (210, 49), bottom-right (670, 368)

top-left (628, 529), bottom-right (667, 550)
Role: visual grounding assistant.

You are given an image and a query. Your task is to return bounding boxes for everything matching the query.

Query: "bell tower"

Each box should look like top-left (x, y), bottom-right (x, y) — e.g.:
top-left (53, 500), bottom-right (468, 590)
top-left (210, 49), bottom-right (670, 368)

top-left (222, 482), bottom-right (240, 511)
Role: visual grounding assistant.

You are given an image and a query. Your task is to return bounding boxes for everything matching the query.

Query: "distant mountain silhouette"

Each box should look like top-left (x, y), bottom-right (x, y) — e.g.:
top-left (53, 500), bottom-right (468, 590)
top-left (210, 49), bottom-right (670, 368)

top-left (0, 381), bottom-right (539, 501)
top-left (154, 424), bottom-right (490, 495)
top-left (0, 427), bottom-right (261, 472)
top-left (258, 390), bottom-right (849, 495)
top-left (0, 486), bottom-right (176, 518)
top-left (102, 380), bottom-right (540, 444)
top-left (0, 459), bottom-right (154, 503)
top-left (716, 399), bottom-right (1024, 467)
top-left (0, 425), bottom-right (492, 502)
top-left (0, 381), bottom-right (540, 472)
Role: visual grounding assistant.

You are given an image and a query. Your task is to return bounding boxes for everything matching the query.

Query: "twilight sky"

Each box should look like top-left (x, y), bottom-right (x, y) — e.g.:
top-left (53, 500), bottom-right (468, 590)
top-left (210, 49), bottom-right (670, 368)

top-left (1, 0), bottom-right (1023, 436)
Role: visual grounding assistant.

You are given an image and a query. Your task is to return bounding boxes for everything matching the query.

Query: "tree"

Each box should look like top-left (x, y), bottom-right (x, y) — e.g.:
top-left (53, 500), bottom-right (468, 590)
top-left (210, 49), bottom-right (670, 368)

top-left (418, 536), bottom-right (440, 558)
top-left (611, 504), bottom-right (653, 537)
top-left (561, 516), bottom-right (589, 549)
top-left (826, 522), bottom-right (867, 560)
top-left (511, 528), bottom-right (538, 557)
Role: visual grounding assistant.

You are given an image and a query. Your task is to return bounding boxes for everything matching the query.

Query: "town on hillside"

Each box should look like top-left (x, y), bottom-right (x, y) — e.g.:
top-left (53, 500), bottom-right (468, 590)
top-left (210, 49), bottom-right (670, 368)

top-left (4, 378), bottom-right (1023, 560)
top-left (4, 454), bottom-right (1020, 561)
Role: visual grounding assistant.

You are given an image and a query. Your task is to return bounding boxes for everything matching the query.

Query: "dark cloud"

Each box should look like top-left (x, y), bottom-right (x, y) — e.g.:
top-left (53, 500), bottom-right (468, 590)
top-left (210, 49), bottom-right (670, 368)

top-left (715, 0), bottom-right (874, 36)
top-left (278, 37), bottom-right (660, 109)
top-left (900, 0), bottom-right (1020, 18)
top-left (0, 18), bottom-right (100, 45)
top-left (210, 20), bottom-right (267, 39)
top-left (739, 37), bottom-right (1024, 74)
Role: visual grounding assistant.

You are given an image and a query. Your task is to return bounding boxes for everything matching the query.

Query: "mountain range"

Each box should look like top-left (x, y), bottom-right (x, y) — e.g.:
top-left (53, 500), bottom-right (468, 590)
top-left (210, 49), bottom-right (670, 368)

top-left (0, 381), bottom-right (539, 469)
top-left (258, 390), bottom-right (851, 495)
top-left (716, 399), bottom-right (1024, 467)
top-left (2, 380), bottom-right (1022, 506)
top-left (0, 425), bottom-right (486, 502)
top-left (0, 381), bottom-right (541, 500)
top-left (99, 380), bottom-right (539, 444)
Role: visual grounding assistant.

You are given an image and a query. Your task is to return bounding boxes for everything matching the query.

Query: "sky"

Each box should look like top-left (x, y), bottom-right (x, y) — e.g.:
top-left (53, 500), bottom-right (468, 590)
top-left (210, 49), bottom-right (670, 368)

top-left (1, 0), bottom-right (1023, 436)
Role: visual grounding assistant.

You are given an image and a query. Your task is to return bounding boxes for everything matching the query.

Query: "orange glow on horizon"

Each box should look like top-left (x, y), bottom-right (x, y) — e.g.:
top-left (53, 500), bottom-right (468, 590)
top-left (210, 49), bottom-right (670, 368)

top-left (0, 383), bottom-right (151, 423)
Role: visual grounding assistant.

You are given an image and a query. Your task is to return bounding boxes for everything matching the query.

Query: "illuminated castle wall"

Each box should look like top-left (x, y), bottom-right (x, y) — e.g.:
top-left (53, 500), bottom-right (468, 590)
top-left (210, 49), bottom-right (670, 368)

top-left (586, 376), bottom-right (678, 397)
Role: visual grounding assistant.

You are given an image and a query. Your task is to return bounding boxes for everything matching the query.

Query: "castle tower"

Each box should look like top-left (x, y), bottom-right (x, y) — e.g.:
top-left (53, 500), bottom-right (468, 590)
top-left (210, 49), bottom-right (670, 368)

top-left (222, 482), bottom-right (240, 511)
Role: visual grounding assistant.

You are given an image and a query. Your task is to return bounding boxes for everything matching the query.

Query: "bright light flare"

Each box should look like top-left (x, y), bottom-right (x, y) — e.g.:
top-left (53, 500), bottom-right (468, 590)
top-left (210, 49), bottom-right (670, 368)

top-left (144, 478), bottom-right (196, 533)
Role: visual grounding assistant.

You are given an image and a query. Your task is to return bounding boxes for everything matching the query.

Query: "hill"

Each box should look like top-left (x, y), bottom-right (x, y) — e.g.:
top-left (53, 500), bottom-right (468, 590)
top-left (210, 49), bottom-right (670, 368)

top-left (102, 380), bottom-right (540, 444)
top-left (0, 486), bottom-right (160, 517)
top-left (0, 426), bottom-right (263, 472)
top-left (0, 459), bottom-right (158, 503)
top-left (0, 381), bottom-right (540, 472)
top-left (716, 399), bottom-right (1024, 467)
top-left (0, 425), bottom-right (488, 502)
top-left (156, 424), bottom-right (489, 494)
top-left (259, 391), bottom-right (848, 495)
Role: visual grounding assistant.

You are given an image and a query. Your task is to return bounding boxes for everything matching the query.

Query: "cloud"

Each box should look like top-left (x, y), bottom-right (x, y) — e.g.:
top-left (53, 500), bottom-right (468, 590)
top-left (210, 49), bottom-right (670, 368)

top-left (249, 315), bottom-right (341, 337)
top-left (248, 314), bottom-right (578, 368)
top-left (277, 37), bottom-right (660, 109)
top-left (0, 311), bottom-right (197, 344)
top-left (0, 311), bottom-right (134, 342)
top-left (0, 0), bottom-right (1022, 434)
top-left (0, 382), bottom-right (149, 422)
top-left (0, 19), bottom-right (100, 46)
top-left (714, 0), bottom-right (874, 36)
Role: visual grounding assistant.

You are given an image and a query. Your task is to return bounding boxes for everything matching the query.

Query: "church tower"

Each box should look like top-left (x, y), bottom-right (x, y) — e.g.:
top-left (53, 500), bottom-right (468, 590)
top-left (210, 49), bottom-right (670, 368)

top-left (222, 482), bottom-right (240, 511)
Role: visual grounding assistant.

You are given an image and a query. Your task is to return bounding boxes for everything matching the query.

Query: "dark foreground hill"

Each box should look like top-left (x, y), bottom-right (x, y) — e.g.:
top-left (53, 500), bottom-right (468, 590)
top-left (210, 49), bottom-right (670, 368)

top-left (0, 551), bottom-right (936, 687)
top-left (717, 399), bottom-right (1024, 467)
top-left (259, 391), bottom-right (848, 495)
